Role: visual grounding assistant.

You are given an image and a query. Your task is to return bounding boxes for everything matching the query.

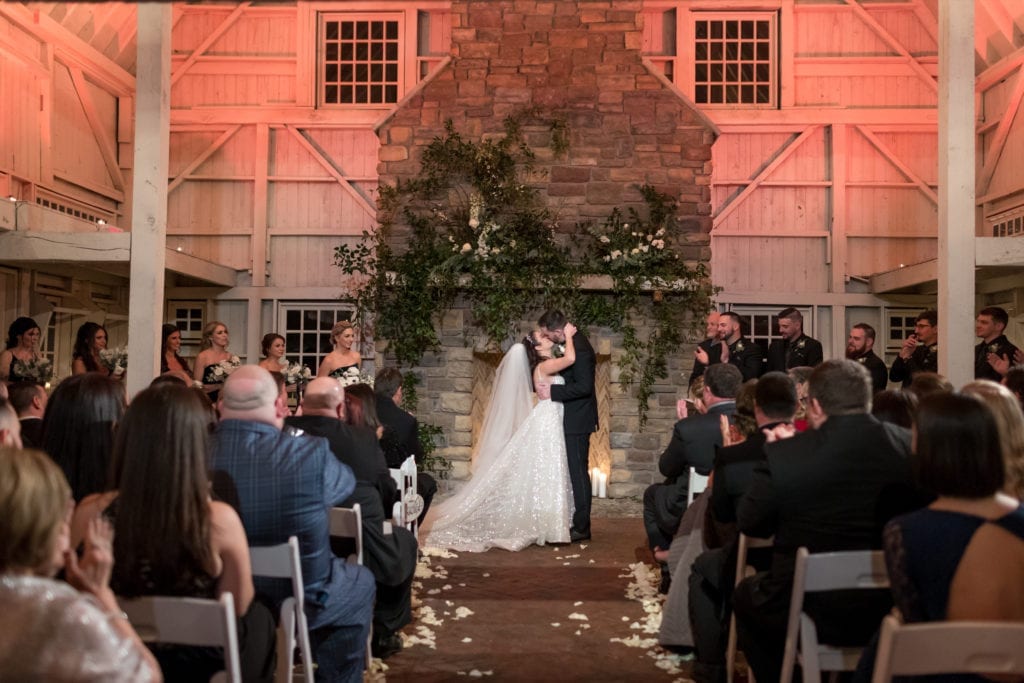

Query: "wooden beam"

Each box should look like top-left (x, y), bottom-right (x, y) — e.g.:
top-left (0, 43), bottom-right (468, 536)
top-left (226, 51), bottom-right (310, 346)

top-left (67, 66), bottom-right (126, 191)
top-left (283, 125), bottom-right (377, 219)
top-left (831, 124), bottom-right (849, 293)
top-left (167, 125), bottom-right (242, 194)
top-left (715, 290), bottom-right (886, 307)
top-left (841, 0), bottom-right (938, 93)
top-left (978, 66), bottom-right (1024, 195)
top-left (854, 125), bottom-right (938, 205)
top-left (976, 237), bottom-right (1024, 266)
top-left (870, 259), bottom-right (938, 293)
top-left (171, 107), bottom-right (384, 126)
top-left (708, 108), bottom-right (939, 126)
top-left (908, 0), bottom-right (939, 45)
top-left (712, 125), bottom-right (821, 226)
top-left (164, 249), bottom-right (237, 287)
top-left (252, 123), bottom-right (269, 288)
top-left (0, 231), bottom-right (130, 261)
top-left (977, 45), bottom-right (1024, 91)
top-left (171, 2), bottom-right (251, 86)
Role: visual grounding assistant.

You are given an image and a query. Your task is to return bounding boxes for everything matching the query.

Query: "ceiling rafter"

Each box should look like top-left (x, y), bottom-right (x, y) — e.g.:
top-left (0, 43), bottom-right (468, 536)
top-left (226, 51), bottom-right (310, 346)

top-left (67, 66), bottom-right (126, 191)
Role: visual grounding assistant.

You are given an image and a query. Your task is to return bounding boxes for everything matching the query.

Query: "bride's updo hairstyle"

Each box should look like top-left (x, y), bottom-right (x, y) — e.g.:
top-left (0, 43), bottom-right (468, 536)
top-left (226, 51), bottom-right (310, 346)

top-left (522, 335), bottom-right (543, 371)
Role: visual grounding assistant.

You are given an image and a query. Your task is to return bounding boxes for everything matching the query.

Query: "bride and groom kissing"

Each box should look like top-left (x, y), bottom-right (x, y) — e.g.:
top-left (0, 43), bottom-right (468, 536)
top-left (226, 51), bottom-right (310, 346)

top-left (423, 310), bottom-right (599, 552)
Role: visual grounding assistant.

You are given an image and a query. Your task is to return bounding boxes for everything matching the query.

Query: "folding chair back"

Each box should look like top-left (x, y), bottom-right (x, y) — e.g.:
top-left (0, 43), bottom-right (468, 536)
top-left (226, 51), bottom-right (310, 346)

top-left (871, 614), bottom-right (1024, 682)
top-left (726, 533), bottom-right (774, 683)
top-left (781, 547), bottom-right (889, 683)
top-left (328, 503), bottom-right (363, 565)
top-left (687, 467), bottom-right (710, 506)
top-left (249, 536), bottom-right (314, 683)
top-left (120, 592), bottom-right (241, 683)
top-left (390, 455), bottom-right (421, 536)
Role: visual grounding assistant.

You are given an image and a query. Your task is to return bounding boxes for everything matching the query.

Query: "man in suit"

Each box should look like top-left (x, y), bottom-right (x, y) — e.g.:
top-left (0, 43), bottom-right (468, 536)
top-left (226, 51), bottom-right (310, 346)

top-left (643, 363), bottom-right (742, 554)
top-left (975, 306), bottom-right (1020, 381)
top-left (287, 376), bottom-right (416, 660)
top-left (889, 309), bottom-right (938, 388)
top-left (374, 367), bottom-right (437, 522)
top-left (7, 381), bottom-right (45, 448)
top-left (689, 310), bottom-right (722, 387)
top-left (210, 366), bottom-right (376, 683)
top-left (717, 312), bottom-right (763, 381)
top-left (734, 359), bottom-right (914, 683)
top-left (766, 307), bottom-right (824, 373)
top-left (845, 323), bottom-right (887, 394)
top-left (688, 371), bottom-right (797, 683)
top-left (537, 309), bottom-right (598, 542)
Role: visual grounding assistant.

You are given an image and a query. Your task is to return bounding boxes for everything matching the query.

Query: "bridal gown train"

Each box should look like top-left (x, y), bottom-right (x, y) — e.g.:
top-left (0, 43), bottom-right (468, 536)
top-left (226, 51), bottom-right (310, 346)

top-left (424, 376), bottom-right (574, 552)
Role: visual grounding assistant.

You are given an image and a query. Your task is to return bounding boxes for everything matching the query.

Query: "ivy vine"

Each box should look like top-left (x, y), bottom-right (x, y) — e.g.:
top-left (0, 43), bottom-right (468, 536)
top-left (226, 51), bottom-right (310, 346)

top-left (335, 111), bottom-right (715, 426)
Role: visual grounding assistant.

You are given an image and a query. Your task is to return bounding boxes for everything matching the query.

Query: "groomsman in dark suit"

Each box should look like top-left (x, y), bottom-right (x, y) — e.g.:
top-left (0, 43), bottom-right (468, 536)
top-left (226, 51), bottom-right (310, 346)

top-left (975, 306), bottom-right (1020, 381)
top-left (766, 307), bottom-right (823, 373)
top-left (689, 310), bottom-right (722, 387)
top-left (538, 310), bottom-right (598, 542)
top-left (734, 360), bottom-right (915, 683)
top-left (718, 312), bottom-right (763, 381)
top-left (845, 323), bottom-right (887, 394)
top-left (889, 310), bottom-right (938, 388)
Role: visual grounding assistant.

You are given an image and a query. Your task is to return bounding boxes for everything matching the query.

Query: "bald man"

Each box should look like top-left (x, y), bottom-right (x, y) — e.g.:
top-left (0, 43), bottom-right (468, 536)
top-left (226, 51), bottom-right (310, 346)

top-left (210, 366), bottom-right (375, 682)
top-left (287, 376), bottom-right (415, 659)
top-left (0, 399), bottom-right (22, 449)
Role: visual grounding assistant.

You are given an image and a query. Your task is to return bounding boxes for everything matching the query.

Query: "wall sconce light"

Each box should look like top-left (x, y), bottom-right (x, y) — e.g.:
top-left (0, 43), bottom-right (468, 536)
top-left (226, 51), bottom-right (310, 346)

top-left (7, 195), bottom-right (27, 230)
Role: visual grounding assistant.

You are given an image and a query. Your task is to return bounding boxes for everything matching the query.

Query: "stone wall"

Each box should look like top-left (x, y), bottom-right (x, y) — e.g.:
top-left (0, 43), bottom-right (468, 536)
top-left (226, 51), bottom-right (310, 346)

top-left (374, 0), bottom-right (716, 496)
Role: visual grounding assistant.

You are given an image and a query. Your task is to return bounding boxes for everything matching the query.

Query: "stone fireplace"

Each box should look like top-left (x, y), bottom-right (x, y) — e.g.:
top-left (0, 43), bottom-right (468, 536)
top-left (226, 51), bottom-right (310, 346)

top-left (375, 0), bottom-right (717, 496)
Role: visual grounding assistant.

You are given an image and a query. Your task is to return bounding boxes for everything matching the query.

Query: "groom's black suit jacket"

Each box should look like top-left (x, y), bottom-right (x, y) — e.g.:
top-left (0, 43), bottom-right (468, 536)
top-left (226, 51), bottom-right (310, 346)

top-left (550, 330), bottom-right (598, 435)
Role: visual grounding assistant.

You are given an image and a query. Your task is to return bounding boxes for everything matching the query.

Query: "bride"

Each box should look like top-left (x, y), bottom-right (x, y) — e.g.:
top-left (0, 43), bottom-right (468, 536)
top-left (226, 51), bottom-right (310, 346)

top-left (423, 325), bottom-right (579, 552)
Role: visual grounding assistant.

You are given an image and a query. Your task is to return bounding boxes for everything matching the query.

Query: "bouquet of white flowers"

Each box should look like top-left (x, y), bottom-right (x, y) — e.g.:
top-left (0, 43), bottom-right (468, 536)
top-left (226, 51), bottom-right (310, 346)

top-left (11, 357), bottom-right (53, 384)
top-left (337, 366), bottom-right (374, 387)
top-left (98, 347), bottom-right (128, 377)
top-left (283, 362), bottom-right (312, 386)
top-left (210, 355), bottom-right (241, 381)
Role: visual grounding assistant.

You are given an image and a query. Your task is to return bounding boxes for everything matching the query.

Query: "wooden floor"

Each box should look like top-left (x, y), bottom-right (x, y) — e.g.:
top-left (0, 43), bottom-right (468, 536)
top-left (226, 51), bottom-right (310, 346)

top-left (373, 513), bottom-right (693, 682)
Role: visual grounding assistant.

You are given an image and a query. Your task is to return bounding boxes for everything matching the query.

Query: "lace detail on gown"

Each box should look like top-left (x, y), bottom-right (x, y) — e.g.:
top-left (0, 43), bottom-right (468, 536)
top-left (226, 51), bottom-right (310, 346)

top-left (424, 376), bottom-right (573, 552)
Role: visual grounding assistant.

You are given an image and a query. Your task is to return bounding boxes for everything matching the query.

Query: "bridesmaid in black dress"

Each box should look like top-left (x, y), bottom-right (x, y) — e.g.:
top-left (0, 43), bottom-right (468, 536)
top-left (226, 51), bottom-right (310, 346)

top-left (317, 320), bottom-right (361, 381)
top-left (1, 317), bottom-right (44, 384)
top-left (192, 321), bottom-right (232, 402)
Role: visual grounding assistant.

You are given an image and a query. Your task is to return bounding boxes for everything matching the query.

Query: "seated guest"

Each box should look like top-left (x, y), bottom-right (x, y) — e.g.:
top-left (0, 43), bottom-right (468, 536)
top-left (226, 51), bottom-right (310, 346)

top-left (72, 384), bottom-right (275, 682)
top-left (0, 447), bottom-right (161, 681)
top-left (375, 367), bottom-right (438, 522)
top-left (1005, 365), bottom-right (1024, 409)
top-left (42, 374), bottom-right (125, 502)
top-left (962, 380), bottom-right (1024, 500)
top-left (870, 389), bottom-right (917, 429)
top-left (8, 380), bottom-right (46, 448)
top-left (787, 366), bottom-right (814, 430)
top-left (687, 372), bottom-right (798, 682)
top-left (907, 371), bottom-right (953, 401)
top-left (644, 363), bottom-right (741, 556)
top-left (288, 377), bottom-right (416, 660)
top-left (210, 366), bottom-right (375, 683)
top-left (0, 399), bottom-right (23, 448)
top-left (734, 359), bottom-right (914, 683)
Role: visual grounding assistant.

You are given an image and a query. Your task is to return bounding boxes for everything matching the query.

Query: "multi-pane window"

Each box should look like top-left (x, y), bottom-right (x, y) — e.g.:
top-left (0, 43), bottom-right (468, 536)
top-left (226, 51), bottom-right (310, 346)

top-left (171, 304), bottom-right (205, 340)
top-left (693, 13), bottom-right (776, 106)
top-left (886, 310), bottom-right (922, 352)
top-left (280, 304), bottom-right (354, 374)
top-left (320, 15), bottom-right (402, 106)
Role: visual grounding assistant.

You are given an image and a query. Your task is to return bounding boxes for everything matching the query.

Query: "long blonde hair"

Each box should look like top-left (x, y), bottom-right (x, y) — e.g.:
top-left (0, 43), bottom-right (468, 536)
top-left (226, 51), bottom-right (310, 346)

top-left (199, 321), bottom-right (227, 351)
top-left (962, 380), bottom-right (1024, 498)
top-left (331, 320), bottom-right (355, 350)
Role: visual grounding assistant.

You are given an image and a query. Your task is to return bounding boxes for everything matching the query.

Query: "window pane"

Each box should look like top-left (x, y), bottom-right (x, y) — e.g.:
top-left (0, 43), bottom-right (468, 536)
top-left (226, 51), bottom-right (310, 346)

top-left (692, 14), bottom-right (776, 106)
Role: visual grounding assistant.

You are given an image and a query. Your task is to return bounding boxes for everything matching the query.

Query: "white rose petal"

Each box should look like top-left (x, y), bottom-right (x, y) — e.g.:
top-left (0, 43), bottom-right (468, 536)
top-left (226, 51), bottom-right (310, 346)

top-left (568, 613), bottom-right (589, 621)
top-left (462, 637), bottom-right (473, 643)
top-left (574, 601), bottom-right (584, 606)
top-left (551, 622), bottom-right (561, 627)
top-left (461, 243), bottom-right (472, 253)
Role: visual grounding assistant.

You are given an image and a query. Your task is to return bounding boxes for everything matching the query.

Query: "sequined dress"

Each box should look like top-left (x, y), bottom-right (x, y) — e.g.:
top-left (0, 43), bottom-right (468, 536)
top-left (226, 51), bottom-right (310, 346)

top-left (425, 376), bottom-right (573, 552)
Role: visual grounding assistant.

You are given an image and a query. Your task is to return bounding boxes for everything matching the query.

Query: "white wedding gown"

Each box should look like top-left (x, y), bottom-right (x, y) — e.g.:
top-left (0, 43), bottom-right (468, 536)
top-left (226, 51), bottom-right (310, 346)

top-left (424, 374), bottom-right (574, 552)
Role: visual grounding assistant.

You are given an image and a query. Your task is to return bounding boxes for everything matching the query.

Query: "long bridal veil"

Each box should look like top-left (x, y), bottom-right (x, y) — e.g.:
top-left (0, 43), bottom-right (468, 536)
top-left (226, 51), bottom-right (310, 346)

top-left (471, 342), bottom-right (535, 475)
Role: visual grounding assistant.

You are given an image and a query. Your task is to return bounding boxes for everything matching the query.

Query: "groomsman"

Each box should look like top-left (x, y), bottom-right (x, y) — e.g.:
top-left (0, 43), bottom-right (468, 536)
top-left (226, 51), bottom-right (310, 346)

top-left (975, 306), bottom-right (1020, 381)
top-left (718, 312), bottom-right (763, 381)
top-left (846, 323), bottom-right (887, 394)
top-left (889, 310), bottom-right (938, 388)
top-left (766, 307), bottom-right (823, 372)
top-left (689, 310), bottom-right (722, 387)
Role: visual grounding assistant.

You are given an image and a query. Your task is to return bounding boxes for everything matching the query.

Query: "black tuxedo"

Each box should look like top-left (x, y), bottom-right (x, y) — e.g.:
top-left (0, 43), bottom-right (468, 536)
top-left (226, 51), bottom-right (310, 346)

top-left (733, 413), bottom-right (914, 683)
top-left (975, 334), bottom-right (1020, 381)
top-left (850, 350), bottom-right (888, 395)
top-left (766, 334), bottom-right (823, 373)
top-left (373, 395), bottom-right (437, 523)
top-left (643, 401), bottom-right (737, 550)
top-left (550, 330), bottom-right (598, 538)
top-left (889, 343), bottom-right (937, 388)
top-left (688, 338), bottom-right (723, 387)
top-left (726, 336), bottom-right (763, 381)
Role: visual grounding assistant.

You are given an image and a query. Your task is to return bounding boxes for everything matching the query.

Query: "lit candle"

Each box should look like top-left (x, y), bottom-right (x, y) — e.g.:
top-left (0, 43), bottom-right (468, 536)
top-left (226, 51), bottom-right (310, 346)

top-left (590, 467), bottom-right (599, 494)
top-left (598, 471), bottom-right (608, 498)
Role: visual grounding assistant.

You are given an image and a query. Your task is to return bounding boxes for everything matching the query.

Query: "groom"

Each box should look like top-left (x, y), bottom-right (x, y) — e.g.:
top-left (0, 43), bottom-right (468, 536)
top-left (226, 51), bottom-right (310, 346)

top-left (538, 310), bottom-right (598, 542)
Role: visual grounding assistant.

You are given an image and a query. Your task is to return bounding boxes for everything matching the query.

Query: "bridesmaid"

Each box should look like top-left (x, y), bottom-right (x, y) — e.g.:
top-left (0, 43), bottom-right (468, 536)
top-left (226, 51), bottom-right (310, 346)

top-left (0, 317), bottom-right (43, 383)
top-left (257, 333), bottom-right (286, 373)
top-left (317, 320), bottom-right (361, 379)
top-left (193, 321), bottom-right (232, 401)
top-left (160, 324), bottom-right (192, 376)
top-left (71, 322), bottom-right (109, 376)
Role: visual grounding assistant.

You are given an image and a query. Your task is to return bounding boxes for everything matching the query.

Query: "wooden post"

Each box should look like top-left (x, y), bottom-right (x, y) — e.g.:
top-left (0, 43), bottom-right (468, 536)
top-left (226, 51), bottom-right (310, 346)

top-left (937, 0), bottom-right (975, 388)
top-left (127, 4), bottom-right (171, 397)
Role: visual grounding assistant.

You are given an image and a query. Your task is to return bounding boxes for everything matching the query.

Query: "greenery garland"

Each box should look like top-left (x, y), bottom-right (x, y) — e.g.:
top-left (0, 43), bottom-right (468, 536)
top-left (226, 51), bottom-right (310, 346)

top-left (335, 111), bottom-right (715, 429)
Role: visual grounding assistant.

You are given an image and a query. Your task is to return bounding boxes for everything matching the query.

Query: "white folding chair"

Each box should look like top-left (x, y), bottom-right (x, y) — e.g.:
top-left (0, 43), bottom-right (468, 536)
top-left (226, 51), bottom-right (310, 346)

top-left (120, 592), bottom-right (241, 683)
top-left (871, 614), bottom-right (1024, 682)
top-left (725, 533), bottom-right (774, 683)
top-left (389, 455), bottom-right (421, 537)
top-left (687, 466), bottom-right (710, 506)
top-left (780, 547), bottom-right (889, 683)
top-left (249, 536), bottom-right (314, 683)
top-left (328, 504), bottom-right (363, 566)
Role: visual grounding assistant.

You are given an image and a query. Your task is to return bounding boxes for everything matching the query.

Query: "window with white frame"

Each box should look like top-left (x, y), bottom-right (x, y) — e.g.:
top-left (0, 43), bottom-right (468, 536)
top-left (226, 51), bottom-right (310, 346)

top-left (279, 304), bottom-right (355, 373)
top-left (319, 13), bottom-right (403, 106)
top-left (169, 303), bottom-right (205, 341)
top-left (885, 309), bottom-right (924, 352)
top-left (726, 305), bottom-right (815, 363)
top-left (693, 12), bottom-right (777, 107)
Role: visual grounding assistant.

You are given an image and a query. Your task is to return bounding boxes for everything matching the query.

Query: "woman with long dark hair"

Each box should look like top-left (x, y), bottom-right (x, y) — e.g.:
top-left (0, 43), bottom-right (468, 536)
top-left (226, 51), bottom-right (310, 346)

top-left (0, 316), bottom-right (43, 383)
top-left (71, 322), bottom-right (109, 376)
top-left (41, 373), bottom-right (125, 502)
top-left (71, 384), bottom-right (274, 682)
top-left (160, 324), bottom-right (191, 376)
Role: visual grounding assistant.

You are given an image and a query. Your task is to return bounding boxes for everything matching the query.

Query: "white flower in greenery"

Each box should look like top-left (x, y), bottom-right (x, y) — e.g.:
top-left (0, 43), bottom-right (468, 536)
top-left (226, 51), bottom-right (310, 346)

top-left (599, 235), bottom-right (610, 244)
top-left (509, 239), bottom-right (516, 248)
top-left (640, 244), bottom-right (649, 253)
top-left (468, 218), bottom-right (480, 229)
top-left (646, 234), bottom-right (654, 241)
top-left (653, 239), bottom-right (665, 249)
top-left (630, 248), bottom-right (640, 255)
top-left (490, 247), bottom-right (500, 255)
top-left (610, 249), bottom-right (622, 259)
top-left (655, 227), bottom-right (666, 237)
top-left (460, 243), bottom-right (472, 254)
top-left (623, 223), bottom-right (629, 229)
top-left (631, 231), bottom-right (638, 237)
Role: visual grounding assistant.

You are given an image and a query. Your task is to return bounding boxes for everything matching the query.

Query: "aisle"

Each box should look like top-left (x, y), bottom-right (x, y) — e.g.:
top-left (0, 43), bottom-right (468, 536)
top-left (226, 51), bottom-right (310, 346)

top-left (375, 514), bottom-right (693, 682)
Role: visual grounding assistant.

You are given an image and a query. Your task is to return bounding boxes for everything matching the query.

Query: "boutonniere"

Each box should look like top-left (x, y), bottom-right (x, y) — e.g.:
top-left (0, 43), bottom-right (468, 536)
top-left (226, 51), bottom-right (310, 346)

top-left (734, 341), bottom-right (745, 352)
top-left (796, 339), bottom-right (806, 350)
top-left (926, 345), bottom-right (937, 355)
top-left (856, 356), bottom-right (867, 364)
top-left (988, 343), bottom-right (1000, 354)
